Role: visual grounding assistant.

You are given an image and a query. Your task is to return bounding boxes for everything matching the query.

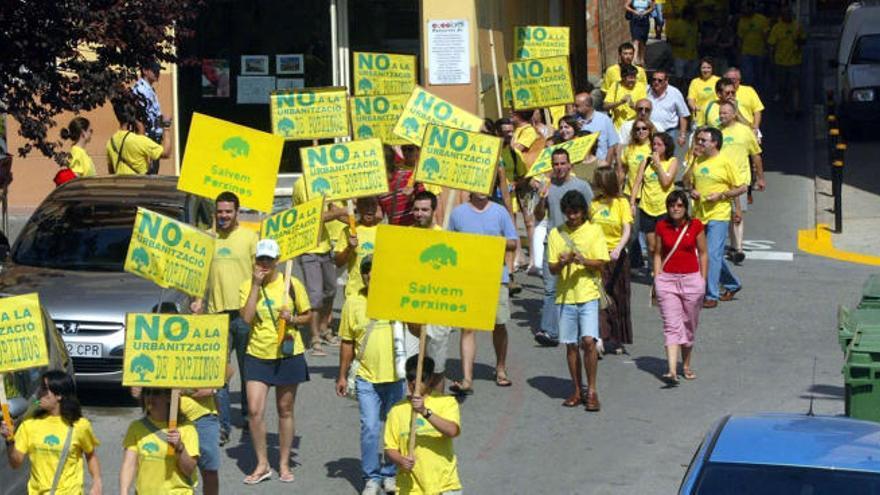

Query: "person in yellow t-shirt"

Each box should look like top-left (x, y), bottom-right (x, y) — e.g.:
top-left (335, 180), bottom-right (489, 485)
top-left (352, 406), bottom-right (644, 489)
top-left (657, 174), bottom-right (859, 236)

top-left (509, 111), bottom-right (541, 276)
top-left (618, 120), bottom-right (655, 197)
top-left (725, 67), bottom-right (764, 134)
top-left (590, 166), bottom-right (634, 355)
top-left (685, 127), bottom-right (745, 307)
top-left (632, 132), bottom-right (680, 270)
top-left (687, 58), bottom-right (720, 120)
top-left (334, 196), bottom-right (381, 297)
top-left (385, 355), bottom-right (462, 495)
top-left (121, 388), bottom-right (199, 495)
top-left (604, 64), bottom-right (648, 129)
top-left (736, 3), bottom-right (770, 89)
top-left (547, 190), bottom-right (609, 412)
top-left (177, 393), bottom-right (220, 495)
top-left (768, 10), bottom-right (806, 117)
top-left (106, 92), bottom-right (171, 174)
top-left (61, 117), bottom-right (96, 178)
top-left (336, 255), bottom-right (406, 494)
top-left (699, 77), bottom-right (740, 129)
top-left (239, 238), bottom-right (312, 485)
top-left (2, 371), bottom-right (102, 495)
top-left (601, 42), bottom-right (648, 94)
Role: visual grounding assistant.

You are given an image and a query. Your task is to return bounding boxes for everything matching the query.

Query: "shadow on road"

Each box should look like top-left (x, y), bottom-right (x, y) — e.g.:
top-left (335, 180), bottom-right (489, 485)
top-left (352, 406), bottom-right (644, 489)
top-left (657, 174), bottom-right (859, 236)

top-left (633, 356), bottom-right (679, 388)
top-left (325, 457), bottom-right (363, 492)
top-left (225, 433), bottom-right (301, 476)
top-left (799, 383), bottom-right (844, 401)
top-left (526, 375), bottom-right (572, 400)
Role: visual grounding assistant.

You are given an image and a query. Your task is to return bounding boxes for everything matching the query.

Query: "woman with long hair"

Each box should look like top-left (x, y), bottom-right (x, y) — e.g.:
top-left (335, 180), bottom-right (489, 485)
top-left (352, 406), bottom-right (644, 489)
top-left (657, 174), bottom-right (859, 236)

top-left (1, 370), bottom-right (103, 495)
top-left (618, 119), bottom-right (654, 270)
top-left (631, 132), bottom-right (679, 276)
top-left (61, 117), bottom-right (96, 178)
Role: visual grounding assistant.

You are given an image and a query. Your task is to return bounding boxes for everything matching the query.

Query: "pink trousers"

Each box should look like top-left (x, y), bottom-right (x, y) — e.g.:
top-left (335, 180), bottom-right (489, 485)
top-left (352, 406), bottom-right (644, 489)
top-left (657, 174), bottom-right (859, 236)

top-left (655, 271), bottom-right (705, 346)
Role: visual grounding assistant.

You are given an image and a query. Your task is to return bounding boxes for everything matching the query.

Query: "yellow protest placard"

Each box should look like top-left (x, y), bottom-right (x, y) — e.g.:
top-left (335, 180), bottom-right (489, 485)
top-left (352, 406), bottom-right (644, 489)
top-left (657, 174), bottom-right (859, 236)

top-left (350, 94), bottom-right (409, 144)
top-left (353, 52), bottom-right (417, 96)
top-left (299, 138), bottom-right (389, 201)
top-left (260, 197), bottom-right (324, 262)
top-left (269, 87), bottom-right (350, 140)
top-left (124, 208), bottom-right (215, 297)
top-left (526, 133), bottom-right (599, 177)
top-left (392, 86), bottom-right (484, 146)
top-left (179, 113), bottom-right (284, 213)
top-left (416, 124), bottom-right (502, 195)
top-left (549, 105), bottom-right (567, 126)
top-left (514, 26), bottom-right (570, 59)
top-left (501, 78), bottom-right (514, 109)
top-left (123, 314), bottom-right (228, 388)
top-left (367, 225), bottom-right (505, 330)
top-left (0, 293), bottom-right (48, 373)
top-left (508, 56), bottom-right (575, 110)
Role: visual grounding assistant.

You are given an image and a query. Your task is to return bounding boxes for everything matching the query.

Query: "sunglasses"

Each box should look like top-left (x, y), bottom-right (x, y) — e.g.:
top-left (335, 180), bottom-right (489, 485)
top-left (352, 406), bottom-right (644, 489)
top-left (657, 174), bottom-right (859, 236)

top-left (636, 107), bottom-right (651, 112)
top-left (651, 78), bottom-right (666, 83)
top-left (635, 126), bottom-right (650, 131)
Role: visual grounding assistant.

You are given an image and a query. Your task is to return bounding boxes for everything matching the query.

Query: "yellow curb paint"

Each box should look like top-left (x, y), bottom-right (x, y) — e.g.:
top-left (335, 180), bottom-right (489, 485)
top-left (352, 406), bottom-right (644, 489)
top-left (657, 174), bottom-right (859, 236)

top-left (797, 224), bottom-right (880, 266)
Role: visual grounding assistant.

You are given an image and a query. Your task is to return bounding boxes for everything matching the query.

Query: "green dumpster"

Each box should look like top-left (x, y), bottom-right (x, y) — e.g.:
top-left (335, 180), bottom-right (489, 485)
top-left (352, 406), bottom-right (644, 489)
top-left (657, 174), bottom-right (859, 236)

top-left (838, 306), bottom-right (880, 353)
top-left (859, 274), bottom-right (880, 309)
top-left (844, 335), bottom-right (880, 422)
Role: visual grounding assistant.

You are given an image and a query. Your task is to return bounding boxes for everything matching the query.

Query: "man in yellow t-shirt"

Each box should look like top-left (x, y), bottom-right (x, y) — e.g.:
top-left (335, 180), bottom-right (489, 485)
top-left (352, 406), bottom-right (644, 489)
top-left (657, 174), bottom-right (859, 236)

top-left (334, 196), bottom-right (381, 297)
top-left (699, 77), bottom-right (739, 128)
top-left (768, 9), bottom-right (806, 117)
top-left (725, 67), bottom-right (764, 135)
top-left (336, 255), bottom-right (405, 494)
top-left (737, 3), bottom-right (770, 89)
top-left (604, 64), bottom-right (648, 129)
top-left (190, 191), bottom-right (257, 443)
top-left (385, 355), bottom-right (462, 495)
top-left (686, 127), bottom-right (746, 307)
top-left (601, 42), bottom-right (648, 94)
top-left (547, 190), bottom-right (609, 412)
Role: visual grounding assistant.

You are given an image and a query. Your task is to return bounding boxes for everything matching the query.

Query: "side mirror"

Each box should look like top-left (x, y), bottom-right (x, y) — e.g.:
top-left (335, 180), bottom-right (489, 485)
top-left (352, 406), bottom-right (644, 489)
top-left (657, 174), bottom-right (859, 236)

top-left (8, 397), bottom-right (29, 419)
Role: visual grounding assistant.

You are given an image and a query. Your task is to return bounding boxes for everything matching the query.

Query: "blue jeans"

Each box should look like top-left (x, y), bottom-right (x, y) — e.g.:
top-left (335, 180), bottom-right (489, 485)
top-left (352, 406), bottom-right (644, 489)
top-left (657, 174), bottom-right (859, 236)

top-left (705, 220), bottom-right (741, 300)
top-left (558, 301), bottom-right (600, 344)
top-left (541, 243), bottom-right (559, 339)
top-left (216, 315), bottom-right (250, 432)
top-left (356, 377), bottom-right (405, 482)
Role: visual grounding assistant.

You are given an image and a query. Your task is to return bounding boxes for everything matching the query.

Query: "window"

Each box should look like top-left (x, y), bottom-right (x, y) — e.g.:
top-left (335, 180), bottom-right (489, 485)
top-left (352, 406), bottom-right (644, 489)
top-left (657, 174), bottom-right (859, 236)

top-left (851, 34), bottom-right (880, 65)
top-left (694, 462), bottom-right (880, 494)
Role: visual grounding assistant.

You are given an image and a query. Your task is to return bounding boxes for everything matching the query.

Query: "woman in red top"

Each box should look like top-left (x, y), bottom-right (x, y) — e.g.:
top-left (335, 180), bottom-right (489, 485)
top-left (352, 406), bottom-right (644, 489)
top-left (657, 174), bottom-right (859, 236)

top-left (653, 190), bottom-right (708, 384)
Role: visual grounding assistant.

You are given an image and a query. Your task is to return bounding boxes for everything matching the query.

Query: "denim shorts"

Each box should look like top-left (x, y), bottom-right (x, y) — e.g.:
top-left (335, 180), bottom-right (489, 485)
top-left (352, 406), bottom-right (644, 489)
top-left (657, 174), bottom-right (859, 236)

top-left (558, 300), bottom-right (600, 344)
top-left (195, 413), bottom-right (221, 471)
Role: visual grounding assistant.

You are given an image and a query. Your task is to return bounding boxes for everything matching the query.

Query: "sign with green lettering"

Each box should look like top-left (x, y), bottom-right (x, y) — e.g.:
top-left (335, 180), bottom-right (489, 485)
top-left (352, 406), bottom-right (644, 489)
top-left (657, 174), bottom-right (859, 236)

top-left (352, 52), bottom-right (417, 96)
top-left (0, 293), bottom-right (48, 373)
top-left (416, 124), bottom-right (502, 194)
top-left (513, 26), bottom-right (570, 59)
top-left (507, 56), bottom-right (575, 110)
top-left (260, 197), bottom-right (324, 262)
top-left (269, 87), bottom-right (350, 140)
top-left (392, 86), bottom-right (484, 146)
top-left (299, 138), bottom-right (389, 201)
top-left (350, 93), bottom-right (409, 145)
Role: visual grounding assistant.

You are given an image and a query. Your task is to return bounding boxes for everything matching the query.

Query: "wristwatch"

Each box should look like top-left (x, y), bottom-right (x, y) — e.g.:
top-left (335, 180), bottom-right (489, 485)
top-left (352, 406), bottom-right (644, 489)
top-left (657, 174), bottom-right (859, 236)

top-left (423, 408), bottom-right (433, 419)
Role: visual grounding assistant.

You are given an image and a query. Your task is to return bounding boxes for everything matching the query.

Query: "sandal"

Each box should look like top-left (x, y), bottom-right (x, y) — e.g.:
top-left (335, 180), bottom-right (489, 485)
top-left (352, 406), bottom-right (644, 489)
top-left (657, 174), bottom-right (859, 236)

top-left (309, 342), bottom-right (328, 357)
top-left (278, 471), bottom-right (295, 483)
top-left (243, 469), bottom-right (273, 485)
top-left (449, 380), bottom-right (474, 395)
top-left (495, 371), bottom-right (512, 387)
top-left (661, 373), bottom-right (679, 386)
top-left (683, 369), bottom-right (697, 380)
top-left (320, 332), bottom-right (340, 347)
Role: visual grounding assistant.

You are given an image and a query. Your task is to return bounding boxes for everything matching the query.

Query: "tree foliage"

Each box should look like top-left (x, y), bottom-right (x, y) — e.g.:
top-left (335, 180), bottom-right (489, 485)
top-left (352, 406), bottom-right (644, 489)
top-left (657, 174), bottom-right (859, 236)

top-left (0, 0), bottom-right (202, 163)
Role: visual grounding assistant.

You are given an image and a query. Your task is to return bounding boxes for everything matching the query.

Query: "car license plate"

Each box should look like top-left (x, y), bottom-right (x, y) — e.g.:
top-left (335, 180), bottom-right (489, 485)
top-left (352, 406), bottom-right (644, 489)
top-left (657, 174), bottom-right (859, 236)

top-left (65, 342), bottom-right (102, 358)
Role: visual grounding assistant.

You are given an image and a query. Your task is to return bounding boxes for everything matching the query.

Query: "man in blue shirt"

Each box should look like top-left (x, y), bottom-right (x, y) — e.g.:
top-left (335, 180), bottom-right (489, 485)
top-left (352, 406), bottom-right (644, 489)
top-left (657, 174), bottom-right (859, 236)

top-left (447, 192), bottom-right (518, 393)
top-left (132, 61), bottom-right (169, 173)
top-left (575, 92), bottom-right (619, 166)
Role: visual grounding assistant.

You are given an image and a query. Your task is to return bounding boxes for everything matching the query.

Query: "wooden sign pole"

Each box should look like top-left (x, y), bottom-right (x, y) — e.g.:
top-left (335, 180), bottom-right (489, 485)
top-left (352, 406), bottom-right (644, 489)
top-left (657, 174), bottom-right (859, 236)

top-left (277, 260), bottom-right (294, 345)
top-left (0, 376), bottom-right (13, 436)
top-left (167, 388), bottom-right (180, 456)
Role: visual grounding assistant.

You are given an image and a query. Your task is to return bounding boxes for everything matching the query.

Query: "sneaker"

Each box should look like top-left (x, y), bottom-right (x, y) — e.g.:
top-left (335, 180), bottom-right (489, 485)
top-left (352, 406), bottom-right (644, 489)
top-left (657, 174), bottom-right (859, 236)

top-left (219, 429), bottom-right (230, 446)
top-left (382, 477), bottom-right (398, 493)
top-left (732, 251), bottom-right (745, 264)
top-left (362, 479), bottom-right (381, 495)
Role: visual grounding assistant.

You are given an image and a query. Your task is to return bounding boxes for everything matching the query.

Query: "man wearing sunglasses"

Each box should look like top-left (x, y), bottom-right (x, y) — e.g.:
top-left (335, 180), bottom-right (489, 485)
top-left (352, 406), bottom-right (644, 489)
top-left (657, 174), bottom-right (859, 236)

top-left (647, 70), bottom-right (690, 157)
top-left (617, 99), bottom-right (663, 147)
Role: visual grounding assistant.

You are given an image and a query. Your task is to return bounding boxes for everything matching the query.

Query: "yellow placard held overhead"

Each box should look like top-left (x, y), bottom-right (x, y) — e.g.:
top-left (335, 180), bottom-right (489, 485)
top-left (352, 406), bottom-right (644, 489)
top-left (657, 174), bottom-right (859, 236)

top-left (178, 113), bottom-right (284, 213)
top-left (514, 26), bottom-right (570, 59)
top-left (299, 138), bottom-right (389, 201)
top-left (0, 293), bottom-right (48, 373)
top-left (367, 226), bottom-right (505, 331)
top-left (269, 87), bottom-right (350, 140)
top-left (508, 56), bottom-right (575, 110)
top-left (350, 94), bottom-right (409, 144)
top-left (526, 133), bottom-right (599, 177)
top-left (416, 124), bottom-right (502, 195)
top-left (392, 86), bottom-right (484, 146)
top-left (123, 314), bottom-right (229, 388)
top-left (501, 78), bottom-right (514, 109)
top-left (353, 52), bottom-right (417, 96)
top-left (260, 197), bottom-right (324, 262)
top-left (124, 208), bottom-right (215, 298)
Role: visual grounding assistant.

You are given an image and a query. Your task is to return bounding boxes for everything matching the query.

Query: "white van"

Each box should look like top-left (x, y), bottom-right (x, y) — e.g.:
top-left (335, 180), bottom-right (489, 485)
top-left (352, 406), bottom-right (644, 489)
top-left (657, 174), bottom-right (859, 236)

top-left (834, 1), bottom-right (880, 136)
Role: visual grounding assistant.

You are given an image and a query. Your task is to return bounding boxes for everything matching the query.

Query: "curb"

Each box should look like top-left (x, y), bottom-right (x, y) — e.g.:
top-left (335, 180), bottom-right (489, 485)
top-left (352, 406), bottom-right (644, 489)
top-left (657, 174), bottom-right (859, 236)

top-left (798, 224), bottom-right (880, 266)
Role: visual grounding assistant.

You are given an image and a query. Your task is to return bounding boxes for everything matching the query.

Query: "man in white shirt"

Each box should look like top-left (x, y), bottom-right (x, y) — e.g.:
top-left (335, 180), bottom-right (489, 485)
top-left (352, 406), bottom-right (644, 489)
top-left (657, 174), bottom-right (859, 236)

top-left (618, 99), bottom-right (663, 146)
top-left (646, 69), bottom-right (690, 158)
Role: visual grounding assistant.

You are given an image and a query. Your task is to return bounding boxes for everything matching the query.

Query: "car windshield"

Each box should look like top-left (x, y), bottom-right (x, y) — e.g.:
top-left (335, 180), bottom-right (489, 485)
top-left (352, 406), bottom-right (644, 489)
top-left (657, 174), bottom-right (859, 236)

top-left (694, 462), bottom-right (880, 494)
top-left (13, 199), bottom-right (182, 271)
top-left (851, 34), bottom-right (880, 64)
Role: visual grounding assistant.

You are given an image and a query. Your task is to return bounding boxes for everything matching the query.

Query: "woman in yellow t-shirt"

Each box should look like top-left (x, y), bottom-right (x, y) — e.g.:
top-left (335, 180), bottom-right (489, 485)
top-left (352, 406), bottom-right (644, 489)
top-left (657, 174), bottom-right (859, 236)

top-left (618, 120), bottom-right (655, 198)
top-left (106, 92), bottom-right (171, 175)
top-left (687, 57), bottom-right (720, 121)
top-left (120, 388), bottom-right (199, 495)
top-left (631, 132), bottom-right (680, 274)
top-left (61, 117), bottom-right (96, 178)
top-left (590, 166), bottom-right (634, 355)
top-left (2, 371), bottom-right (103, 495)
top-left (239, 238), bottom-right (311, 484)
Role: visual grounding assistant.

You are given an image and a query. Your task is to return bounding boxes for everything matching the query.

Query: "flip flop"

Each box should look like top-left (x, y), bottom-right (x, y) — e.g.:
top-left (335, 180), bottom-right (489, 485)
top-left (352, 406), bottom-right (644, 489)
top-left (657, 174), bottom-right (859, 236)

top-left (661, 373), bottom-right (679, 386)
top-left (683, 369), bottom-right (697, 380)
top-left (243, 469), bottom-right (273, 485)
top-left (449, 381), bottom-right (474, 395)
top-left (495, 373), bottom-right (513, 387)
top-left (309, 344), bottom-right (328, 357)
top-left (278, 472), bottom-right (295, 483)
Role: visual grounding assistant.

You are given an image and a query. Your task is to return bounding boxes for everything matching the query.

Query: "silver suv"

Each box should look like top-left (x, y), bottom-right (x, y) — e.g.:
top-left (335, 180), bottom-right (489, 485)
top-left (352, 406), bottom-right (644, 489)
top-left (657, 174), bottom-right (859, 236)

top-left (0, 176), bottom-right (214, 385)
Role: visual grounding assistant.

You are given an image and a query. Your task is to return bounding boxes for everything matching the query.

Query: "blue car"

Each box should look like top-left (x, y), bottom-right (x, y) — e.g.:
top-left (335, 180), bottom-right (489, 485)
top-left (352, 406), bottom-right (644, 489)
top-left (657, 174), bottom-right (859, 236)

top-left (680, 413), bottom-right (880, 494)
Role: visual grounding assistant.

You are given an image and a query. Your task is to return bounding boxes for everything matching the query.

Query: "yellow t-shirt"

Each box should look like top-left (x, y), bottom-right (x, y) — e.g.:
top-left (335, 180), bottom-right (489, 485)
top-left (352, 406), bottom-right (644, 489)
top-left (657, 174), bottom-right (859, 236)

top-left (334, 223), bottom-right (378, 297)
top-left (590, 197), bottom-right (633, 251)
top-left (207, 226), bottom-right (258, 313)
top-left (639, 158), bottom-right (676, 216)
top-left (105, 130), bottom-right (162, 175)
top-left (734, 85), bottom-right (764, 126)
top-left (14, 415), bottom-right (99, 495)
top-left (512, 124), bottom-right (538, 161)
top-left (384, 394), bottom-right (462, 494)
top-left (600, 64), bottom-right (648, 93)
top-left (123, 418), bottom-right (199, 495)
top-left (622, 142), bottom-right (652, 196)
top-left (179, 395), bottom-right (217, 422)
top-left (737, 14), bottom-right (770, 56)
top-left (608, 82), bottom-right (648, 129)
top-left (338, 292), bottom-right (397, 384)
top-left (666, 19), bottom-right (699, 60)
top-left (500, 146), bottom-right (528, 181)
top-left (687, 75), bottom-right (720, 119)
top-left (239, 274), bottom-right (311, 360)
top-left (293, 178), bottom-right (332, 254)
top-left (700, 100), bottom-right (723, 129)
top-left (546, 222), bottom-right (610, 304)
top-left (768, 20), bottom-right (805, 66)
top-left (68, 145), bottom-right (96, 177)
top-left (692, 154), bottom-right (742, 222)
top-left (721, 122), bottom-right (761, 185)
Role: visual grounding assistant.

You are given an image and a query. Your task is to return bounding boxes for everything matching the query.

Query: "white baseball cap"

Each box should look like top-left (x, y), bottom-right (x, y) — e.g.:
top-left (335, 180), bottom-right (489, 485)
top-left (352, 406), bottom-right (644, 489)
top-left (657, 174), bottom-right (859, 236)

top-left (256, 239), bottom-right (280, 259)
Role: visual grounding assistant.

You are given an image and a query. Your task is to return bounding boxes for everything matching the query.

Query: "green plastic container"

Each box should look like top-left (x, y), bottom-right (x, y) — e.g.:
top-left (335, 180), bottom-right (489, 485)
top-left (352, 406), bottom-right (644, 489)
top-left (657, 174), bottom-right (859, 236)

top-left (838, 306), bottom-right (880, 353)
top-left (844, 335), bottom-right (880, 422)
top-left (859, 274), bottom-right (880, 309)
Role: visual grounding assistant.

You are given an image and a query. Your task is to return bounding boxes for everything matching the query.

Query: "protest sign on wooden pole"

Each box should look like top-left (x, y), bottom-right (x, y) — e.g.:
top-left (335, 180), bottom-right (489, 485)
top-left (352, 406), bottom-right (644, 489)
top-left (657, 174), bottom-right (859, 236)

top-left (0, 293), bottom-right (49, 436)
top-left (167, 388), bottom-right (181, 456)
top-left (0, 377), bottom-right (13, 436)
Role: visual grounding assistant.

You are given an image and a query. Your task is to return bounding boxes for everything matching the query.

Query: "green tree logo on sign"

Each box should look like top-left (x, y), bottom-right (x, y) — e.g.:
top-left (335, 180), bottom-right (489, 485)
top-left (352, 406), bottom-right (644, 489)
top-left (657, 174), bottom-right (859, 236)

top-left (277, 118), bottom-right (295, 137)
top-left (358, 78), bottom-right (373, 93)
top-left (402, 117), bottom-right (419, 135)
top-left (311, 177), bottom-right (332, 196)
top-left (518, 48), bottom-right (530, 59)
top-left (43, 434), bottom-right (60, 447)
top-left (222, 136), bottom-right (250, 158)
top-left (130, 354), bottom-right (156, 382)
top-left (421, 158), bottom-right (440, 180)
top-left (515, 88), bottom-right (531, 105)
top-left (420, 243), bottom-right (458, 269)
top-left (130, 247), bottom-right (150, 273)
top-left (357, 125), bottom-right (373, 138)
